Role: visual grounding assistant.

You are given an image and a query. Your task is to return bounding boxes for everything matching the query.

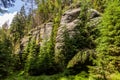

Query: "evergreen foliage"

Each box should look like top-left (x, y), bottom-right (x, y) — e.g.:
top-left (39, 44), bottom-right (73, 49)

top-left (37, 40), bottom-right (56, 75)
top-left (1, 0), bottom-right (120, 79)
top-left (91, 0), bottom-right (114, 12)
top-left (36, 0), bottom-right (62, 23)
top-left (10, 11), bottom-right (26, 43)
top-left (0, 29), bottom-right (13, 79)
top-left (24, 38), bottom-right (40, 75)
top-left (54, 0), bottom-right (99, 75)
top-left (90, 1), bottom-right (120, 79)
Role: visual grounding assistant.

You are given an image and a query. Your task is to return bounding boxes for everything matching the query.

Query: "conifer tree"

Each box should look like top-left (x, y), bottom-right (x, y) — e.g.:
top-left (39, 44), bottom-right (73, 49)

top-left (25, 39), bottom-right (40, 75)
top-left (90, 1), bottom-right (120, 79)
top-left (0, 29), bottom-right (13, 79)
top-left (10, 11), bottom-right (26, 43)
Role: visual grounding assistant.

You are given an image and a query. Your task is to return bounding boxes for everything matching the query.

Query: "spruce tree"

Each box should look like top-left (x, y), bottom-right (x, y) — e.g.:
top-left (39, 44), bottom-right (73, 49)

top-left (25, 39), bottom-right (39, 75)
top-left (0, 29), bottom-right (13, 79)
top-left (10, 10), bottom-right (26, 44)
top-left (90, 1), bottom-right (120, 79)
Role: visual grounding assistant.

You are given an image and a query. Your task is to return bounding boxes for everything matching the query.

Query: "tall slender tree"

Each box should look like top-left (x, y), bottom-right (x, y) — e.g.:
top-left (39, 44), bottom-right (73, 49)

top-left (0, 28), bottom-right (13, 79)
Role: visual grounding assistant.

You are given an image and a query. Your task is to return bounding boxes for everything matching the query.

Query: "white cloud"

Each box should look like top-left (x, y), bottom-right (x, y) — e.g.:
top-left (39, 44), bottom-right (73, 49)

top-left (0, 12), bottom-right (17, 27)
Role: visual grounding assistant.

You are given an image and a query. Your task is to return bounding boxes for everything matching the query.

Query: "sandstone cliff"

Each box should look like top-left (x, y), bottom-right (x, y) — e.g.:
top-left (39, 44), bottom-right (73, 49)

top-left (20, 7), bottom-right (101, 68)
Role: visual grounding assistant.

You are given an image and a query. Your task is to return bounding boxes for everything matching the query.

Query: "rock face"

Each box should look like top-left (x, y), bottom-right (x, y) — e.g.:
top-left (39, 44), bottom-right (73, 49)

top-left (40, 22), bottom-right (53, 42)
top-left (54, 8), bottom-right (101, 63)
top-left (55, 8), bottom-right (80, 59)
top-left (20, 7), bottom-right (101, 62)
top-left (21, 22), bottom-right (53, 47)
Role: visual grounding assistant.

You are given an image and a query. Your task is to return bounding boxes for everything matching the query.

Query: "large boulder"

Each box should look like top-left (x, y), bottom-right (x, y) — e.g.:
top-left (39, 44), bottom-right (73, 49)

top-left (55, 8), bottom-right (101, 64)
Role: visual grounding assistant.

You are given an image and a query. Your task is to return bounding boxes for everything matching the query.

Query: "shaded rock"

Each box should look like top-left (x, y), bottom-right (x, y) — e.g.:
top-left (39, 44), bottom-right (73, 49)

top-left (55, 8), bottom-right (101, 64)
top-left (61, 8), bottom-right (80, 24)
top-left (89, 9), bottom-right (101, 19)
top-left (20, 7), bottom-right (101, 67)
top-left (21, 22), bottom-right (53, 48)
top-left (40, 22), bottom-right (53, 41)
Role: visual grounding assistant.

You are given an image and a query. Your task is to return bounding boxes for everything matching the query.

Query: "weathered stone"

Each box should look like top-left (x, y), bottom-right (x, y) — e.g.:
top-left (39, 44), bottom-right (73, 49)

top-left (56, 9), bottom-right (80, 45)
top-left (21, 22), bottom-right (53, 48)
top-left (89, 9), bottom-right (101, 19)
top-left (21, 36), bottom-right (30, 47)
top-left (40, 22), bottom-right (53, 41)
top-left (61, 8), bottom-right (80, 24)
top-left (55, 8), bottom-right (101, 63)
top-left (20, 7), bottom-right (101, 66)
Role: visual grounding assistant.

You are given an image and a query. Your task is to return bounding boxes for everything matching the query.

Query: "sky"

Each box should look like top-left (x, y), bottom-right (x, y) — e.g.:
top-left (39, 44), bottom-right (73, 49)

top-left (0, 0), bottom-right (25, 27)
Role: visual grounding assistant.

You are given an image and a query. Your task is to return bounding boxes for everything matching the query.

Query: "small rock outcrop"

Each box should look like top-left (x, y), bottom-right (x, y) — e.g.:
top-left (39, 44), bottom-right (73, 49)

top-left (21, 22), bottom-right (53, 48)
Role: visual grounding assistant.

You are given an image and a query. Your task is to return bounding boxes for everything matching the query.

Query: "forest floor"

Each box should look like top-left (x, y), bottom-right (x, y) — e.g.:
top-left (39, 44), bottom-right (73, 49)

top-left (5, 71), bottom-right (89, 80)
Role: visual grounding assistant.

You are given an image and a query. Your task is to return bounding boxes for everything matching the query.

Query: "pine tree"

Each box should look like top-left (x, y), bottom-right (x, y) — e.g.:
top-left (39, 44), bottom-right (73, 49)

top-left (0, 29), bottom-right (13, 79)
top-left (10, 11), bottom-right (26, 43)
top-left (90, 1), bottom-right (120, 79)
top-left (25, 39), bottom-right (40, 75)
top-left (37, 40), bottom-right (56, 75)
